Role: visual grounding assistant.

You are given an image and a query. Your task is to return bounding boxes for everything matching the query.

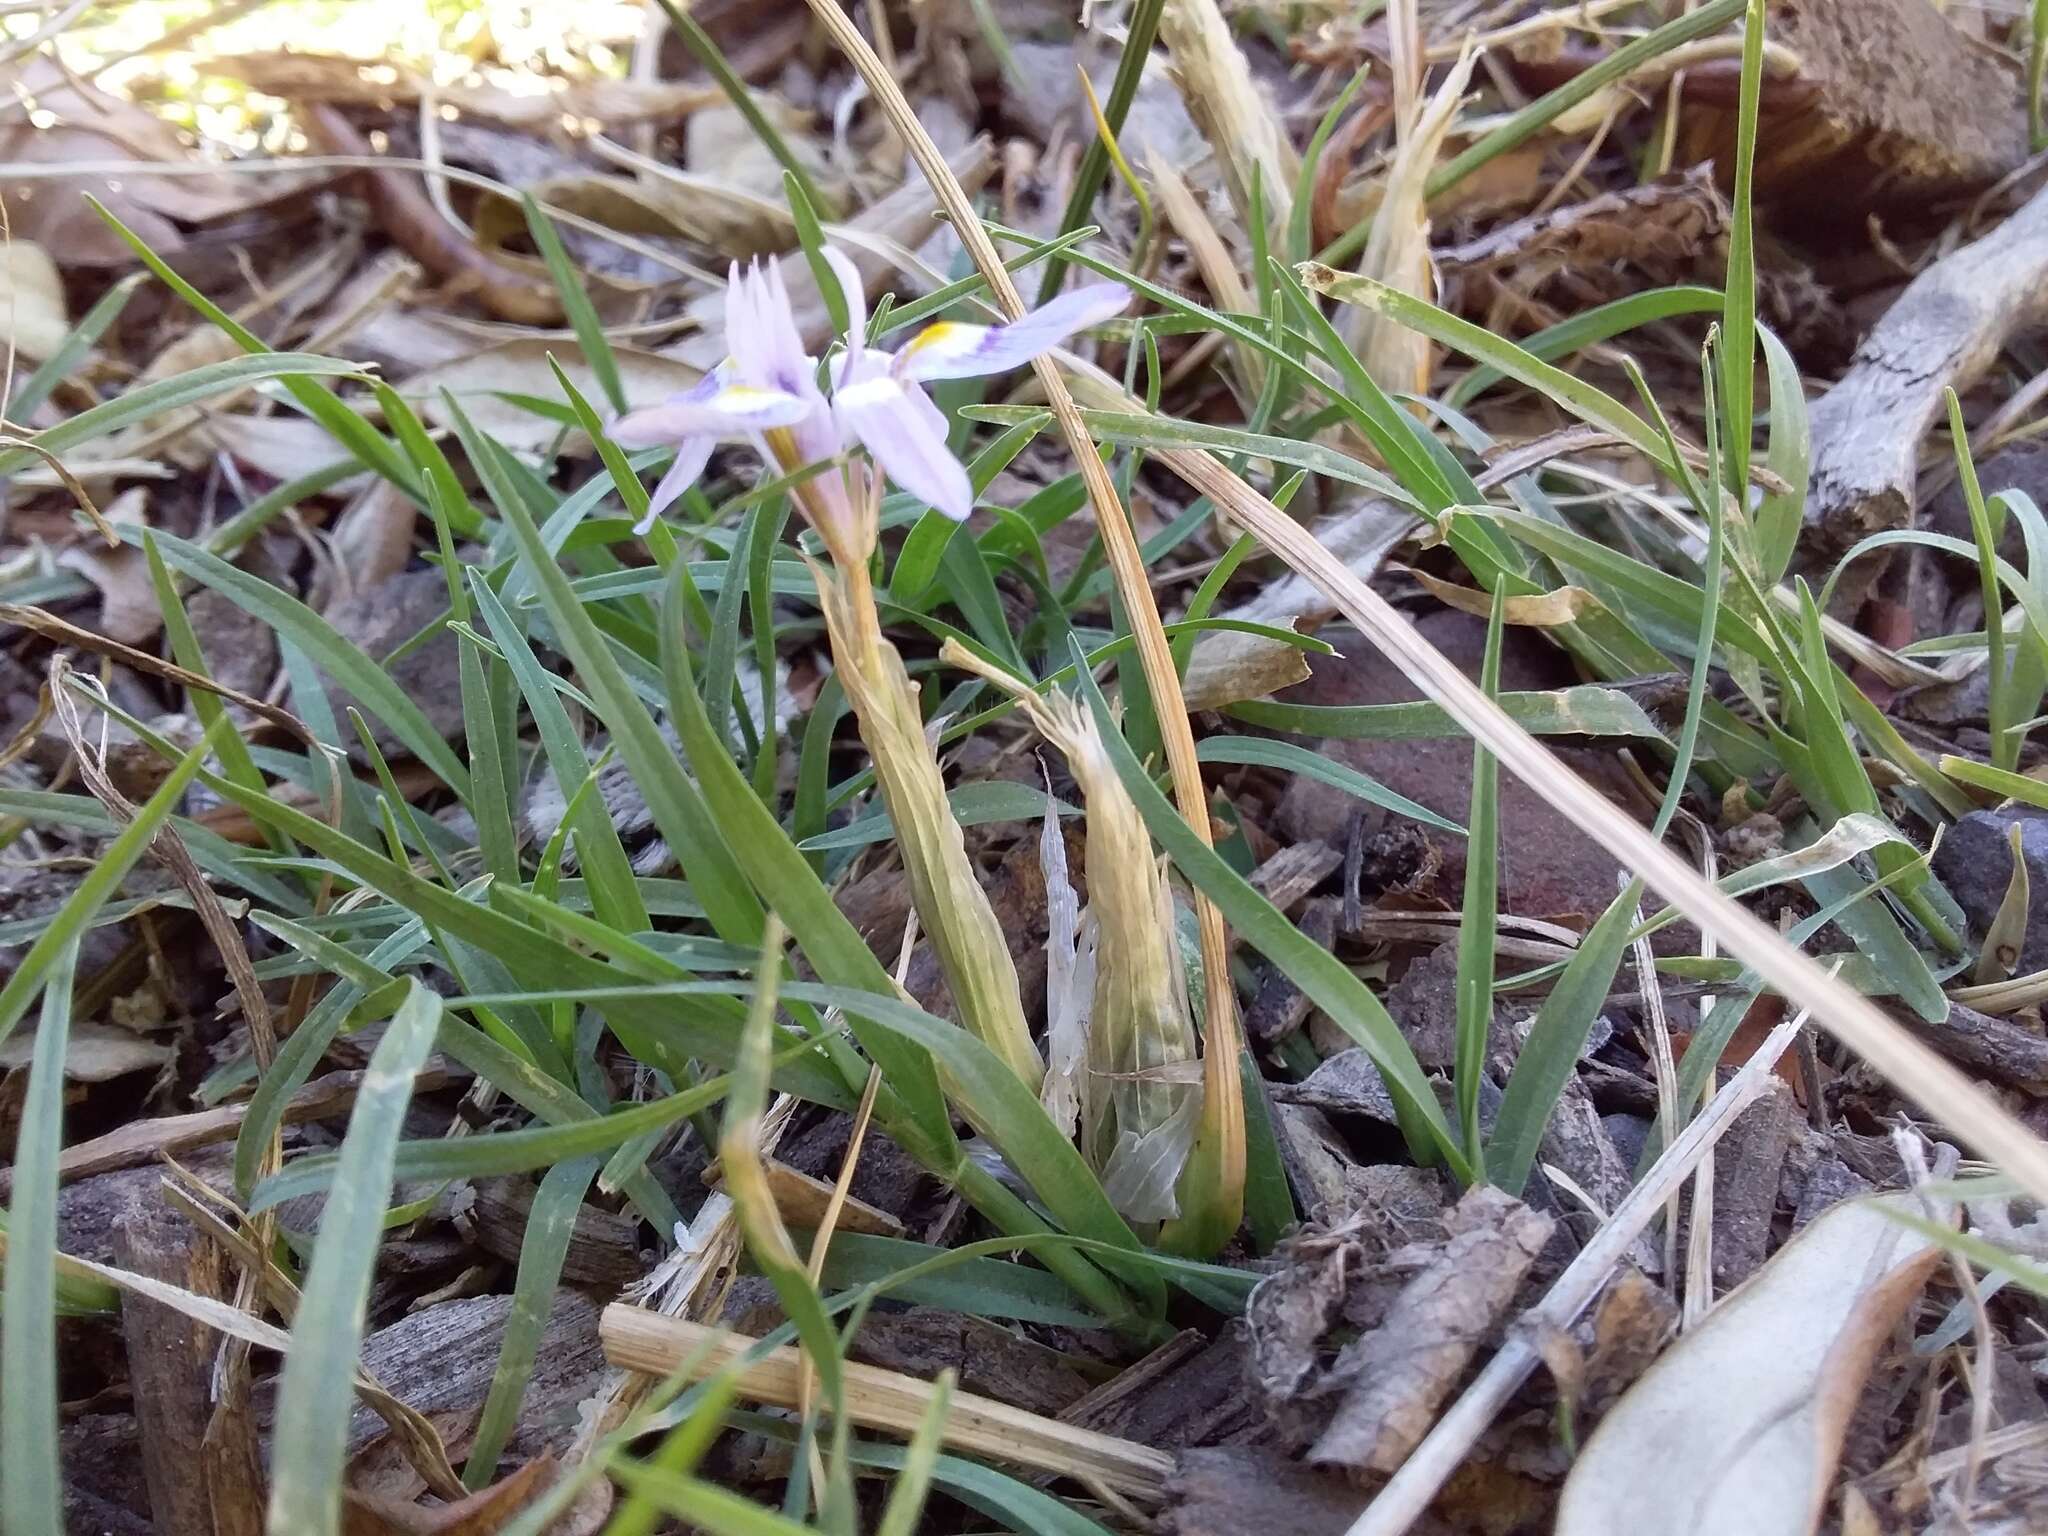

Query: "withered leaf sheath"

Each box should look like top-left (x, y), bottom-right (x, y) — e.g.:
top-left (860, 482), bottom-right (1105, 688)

top-left (814, 549), bottom-right (1044, 1091)
top-left (945, 643), bottom-right (1200, 1223)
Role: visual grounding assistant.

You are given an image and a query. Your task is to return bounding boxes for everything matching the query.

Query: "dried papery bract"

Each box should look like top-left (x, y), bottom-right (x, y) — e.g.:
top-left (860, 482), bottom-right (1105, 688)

top-left (1345, 22), bottom-right (1476, 397)
top-left (945, 642), bottom-right (1202, 1226)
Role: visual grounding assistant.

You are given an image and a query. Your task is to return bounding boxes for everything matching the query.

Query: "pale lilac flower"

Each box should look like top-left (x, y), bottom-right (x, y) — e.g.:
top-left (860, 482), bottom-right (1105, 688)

top-left (611, 248), bottom-right (1131, 535)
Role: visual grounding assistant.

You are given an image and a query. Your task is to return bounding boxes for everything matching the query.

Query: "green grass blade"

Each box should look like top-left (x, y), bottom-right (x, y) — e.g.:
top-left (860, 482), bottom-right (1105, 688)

top-left (1487, 883), bottom-right (1641, 1194)
top-left (0, 717), bottom-right (227, 1051)
top-left (1442, 286), bottom-right (1723, 411)
top-left (0, 353), bottom-right (368, 477)
top-left (0, 937), bottom-right (80, 1536)
top-left (90, 198), bottom-right (419, 494)
top-left (1195, 735), bottom-right (1463, 834)
top-left (1038, 0), bottom-right (1167, 302)
top-left (2033, 0), bottom-right (2048, 149)
top-left (875, 1371), bottom-right (953, 1536)
top-left (1754, 325), bottom-right (1810, 586)
top-left (266, 980), bottom-right (443, 1536)
top-left (523, 197), bottom-right (625, 414)
top-left (798, 781), bottom-right (1076, 852)
top-left (650, 0), bottom-right (831, 218)
top-left (486, 419), bottom-right (766, 944)
top-left (1454, 586), bottom-right (1505, 1169)
top-left (471, 575), bottom-right (647, 929)
top-left (463, 1154), bottom-right (600, 1488)
top-left (1228, 684), bottom-right (1667, 744)
top-left (1303, 266), bottom-right (1680, 482)
top-left (610, 1464), bottom-right (815, 1536)
top-left (658, 561), bottom-right (948, 1144)
top-left (135, 526), bottom-right (472, 798)
top-left (234, 916), bottom-right (433, 1199)
top-left (250, 1061), bottom-right (758, 1207)
top-left (1720, 0), bottom-right (1765, 504)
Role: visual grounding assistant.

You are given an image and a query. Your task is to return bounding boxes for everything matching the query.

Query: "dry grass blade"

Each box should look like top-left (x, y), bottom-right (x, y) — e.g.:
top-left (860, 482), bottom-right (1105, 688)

top-left (800, 0), bottom-right (1244, 1246)
top-left (1148, 443), bottom-right (2048, 1206)
top-left (1345, 9), bottom-right (1474, 397)
top-left (1155, 0), bottom-right (1298, 238)
top-left (598, 1309), bottom-right (1175, 1499)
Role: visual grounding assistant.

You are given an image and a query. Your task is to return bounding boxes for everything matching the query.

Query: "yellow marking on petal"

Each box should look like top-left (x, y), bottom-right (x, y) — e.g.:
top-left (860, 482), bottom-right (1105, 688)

top-left (714, 383), bottom-right (785, 408)
top-left (902, 322), bottom-right (968, 357)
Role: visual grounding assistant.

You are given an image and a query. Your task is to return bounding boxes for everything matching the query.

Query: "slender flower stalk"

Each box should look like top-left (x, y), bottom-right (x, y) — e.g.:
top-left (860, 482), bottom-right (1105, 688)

top-left (945, 642), bottom-right (1203, 1226)
top-left (614, 252), bottom-right (1130, 1090)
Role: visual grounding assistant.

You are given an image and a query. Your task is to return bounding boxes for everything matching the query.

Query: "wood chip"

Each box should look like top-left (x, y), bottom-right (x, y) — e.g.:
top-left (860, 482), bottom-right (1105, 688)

top-left (599, 1308), bottom-right (1175, 1500)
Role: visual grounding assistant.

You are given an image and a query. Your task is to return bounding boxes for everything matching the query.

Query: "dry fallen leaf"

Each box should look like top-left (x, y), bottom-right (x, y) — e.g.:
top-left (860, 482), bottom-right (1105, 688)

top-left (0, 241), bottom-right (69, 360)
top-left (1557, 1194), bottom-right (1945, 1536)
top-left (402, 341), bottom-right (701, 454)
top-left (0, 1021), bottom-right (172, 1083)
top-left (0, 58), bottom-right (318, 264)
top-left (57, 486), bottom-right (160, 646)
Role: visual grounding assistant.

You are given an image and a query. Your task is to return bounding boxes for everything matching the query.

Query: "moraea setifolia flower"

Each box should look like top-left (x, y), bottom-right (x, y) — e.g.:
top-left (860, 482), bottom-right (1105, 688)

top-left (611, 248), bottom-right (1130, 540)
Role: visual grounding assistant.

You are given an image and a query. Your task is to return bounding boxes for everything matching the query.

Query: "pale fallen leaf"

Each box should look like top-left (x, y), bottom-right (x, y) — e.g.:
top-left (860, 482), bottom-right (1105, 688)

top-left (402, 341), bottom-right (701, 454)
top-left (1180, 498), bottom-right (1415, 710)
top-left (57, 486), bottom-right (160, 645)
top-left (0, 241), bottom-right (68, 359)
top-left (329, 479), bottom-right (424, 595)
top-left (0, 1021), bottom-right (172, 1083)
top-left (208, 51), bottom-right (720, 129)
top-left (195, 413), bottom-right (372, 487)
top-left (486, 170), bottom-right (793, 262)
top-left (1557, 1194), bottom-right (1945, 1536)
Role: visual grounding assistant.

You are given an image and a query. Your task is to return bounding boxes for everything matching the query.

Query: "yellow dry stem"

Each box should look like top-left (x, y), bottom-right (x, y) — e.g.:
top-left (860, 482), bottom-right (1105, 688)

top-left (810, 554), bottom-right (1044, 1091)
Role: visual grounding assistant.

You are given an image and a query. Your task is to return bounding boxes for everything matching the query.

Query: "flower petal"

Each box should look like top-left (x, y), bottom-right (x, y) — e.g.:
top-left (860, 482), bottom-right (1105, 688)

top-left (835, 371), bottom-right (972, 521)
top-left (892, 283), bottom-right (1132, 383)
top-left (609, 379), bottom-right (810, 447)
top-left (821, 245), bottom-right (868, 350)
top-left (634, 434), bottom-right (716, 534)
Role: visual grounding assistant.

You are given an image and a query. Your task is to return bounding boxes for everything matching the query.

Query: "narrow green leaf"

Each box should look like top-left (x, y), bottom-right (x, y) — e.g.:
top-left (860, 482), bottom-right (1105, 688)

top-left (523, 197), bottom-right (625, 414)
top-left (1228, 684), bottom-right (1667, 744)
top-left (798, 781), bottom-right (1078, 852)
top-left (1488, 883), bottom-right (1641, 1194)
top-left (0, 353), bottom-right (368, 477)
top-left (89, 197), bottom-right (419, 493)
top-left (9, 272), bottom-right (144, 423)
top-left (1720, 0), bottom-right (1766, 503)
top-left (471, 575), bottom-right (647, 930)
top-left (1443, 286), bottom-right (1722, 411)
top-left (0, 938), bottom-right (80, 1535)
top-left (1454, 585), bottom-right (1505, 1169)
top-left (267, 981), bottom-right (443, 1536)
top-left (464, 1155), bottom-right (600, 1488)
top-left (134, 527), bottom-right (472, 798)
top-left (1195, 735), bottom-right (1464, 834)
top-left (486, 415), bottom-right (765, 943)
top-left (0, 718), bottom-right (227, 1051)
